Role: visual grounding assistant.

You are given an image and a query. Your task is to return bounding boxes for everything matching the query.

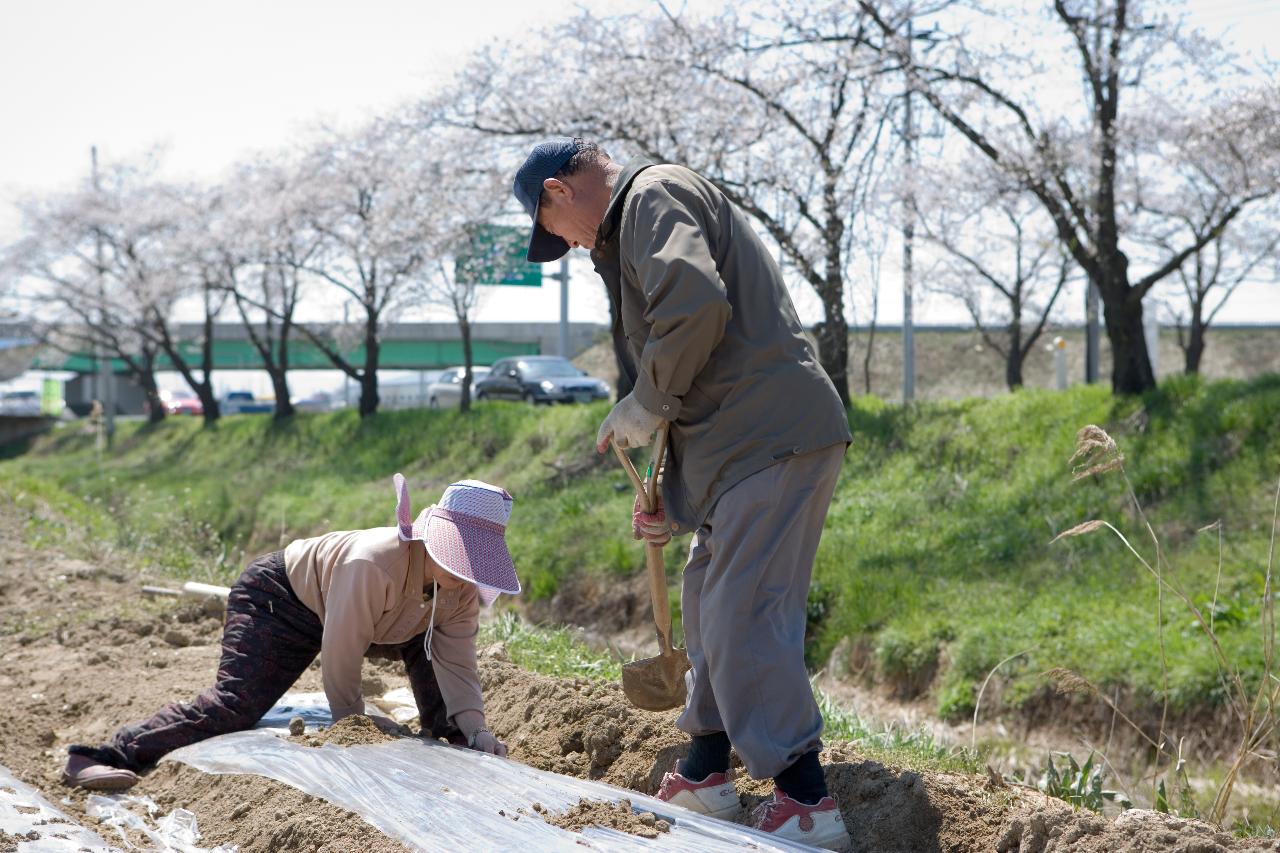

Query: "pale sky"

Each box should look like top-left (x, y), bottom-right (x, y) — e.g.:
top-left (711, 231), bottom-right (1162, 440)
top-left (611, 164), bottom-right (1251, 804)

top-left (1, 0), bottom-right (1276, 343)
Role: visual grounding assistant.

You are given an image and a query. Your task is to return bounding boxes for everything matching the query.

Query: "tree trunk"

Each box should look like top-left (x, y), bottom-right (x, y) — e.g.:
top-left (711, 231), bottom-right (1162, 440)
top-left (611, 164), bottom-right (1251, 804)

top-left (1104, 296), bottom-right (1156, 394)
top-left (270, 370), bottom-right (295, 420)
top-left (359, 314), bottom-right (379, 418)
top-left (138, 369), bottom-right (166, 425)
top-left (862, 321), bottom-right (878, 395)
top-left (1006, 352), bottom-right (1024, 389)
top-left (194, 369), bottom-right (220, 425)
top-left (151, 318), bottom-right (220, 426)
top-left (459, 316), bottom-right (474, 414)
top-left (197, 296), bottom-right (221, 427)
top-left (271, 324), bottom-right (295, 420)
top-left (1005, 316), bottom-right (1024, 390)
top-left (818, 189), bottom-right (851, 407)
top-left (1184, 303), bottom-right (1206, 375)
top-left (234, 298), bottom-right (295, 420)
top-left (197, 387), bottom-right (220, 426)
top-left (815, 308), bottom-right (851, 408)
top-left (358, 370), bottom-right (378, 417)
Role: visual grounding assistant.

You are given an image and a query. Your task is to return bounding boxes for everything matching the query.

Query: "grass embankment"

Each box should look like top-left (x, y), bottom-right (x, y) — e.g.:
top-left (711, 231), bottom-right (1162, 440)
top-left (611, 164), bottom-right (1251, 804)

top-left (4, 374), bottom-right (1280, 729)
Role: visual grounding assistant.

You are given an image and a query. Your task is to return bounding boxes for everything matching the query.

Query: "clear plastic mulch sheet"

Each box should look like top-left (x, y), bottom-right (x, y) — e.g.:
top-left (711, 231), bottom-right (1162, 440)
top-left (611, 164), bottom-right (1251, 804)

top-left (165, 722), bottom-right (818, 852)
top-left (0, 762), bottom-right (117, 852)
top-left (84, 794), bottom-right (237, 853)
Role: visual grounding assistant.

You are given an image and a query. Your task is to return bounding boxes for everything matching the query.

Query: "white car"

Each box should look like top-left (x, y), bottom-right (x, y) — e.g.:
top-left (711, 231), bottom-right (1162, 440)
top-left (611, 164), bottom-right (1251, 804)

top-left (427, 366), bottom-right (490, 409)
top-left (291, 391), bottom-right (337, 413)
top-left (0, 390), bottom-right (41, 416)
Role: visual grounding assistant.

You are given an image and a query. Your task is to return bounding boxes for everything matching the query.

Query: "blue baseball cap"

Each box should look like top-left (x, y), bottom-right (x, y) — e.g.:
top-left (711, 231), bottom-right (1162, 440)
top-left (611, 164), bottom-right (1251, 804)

top-left (513, 137), bottom-right (581, 263)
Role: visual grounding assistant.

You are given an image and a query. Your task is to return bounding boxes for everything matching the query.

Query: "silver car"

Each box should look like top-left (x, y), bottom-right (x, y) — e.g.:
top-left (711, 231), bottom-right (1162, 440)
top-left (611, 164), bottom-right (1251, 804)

top-left (427, 366), bottom-right (491, 409)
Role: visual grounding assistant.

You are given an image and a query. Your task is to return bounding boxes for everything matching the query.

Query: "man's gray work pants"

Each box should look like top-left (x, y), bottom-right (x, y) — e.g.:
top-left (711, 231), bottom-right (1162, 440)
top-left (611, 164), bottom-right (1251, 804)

top-left (676, 443), bottom-right (845, 780)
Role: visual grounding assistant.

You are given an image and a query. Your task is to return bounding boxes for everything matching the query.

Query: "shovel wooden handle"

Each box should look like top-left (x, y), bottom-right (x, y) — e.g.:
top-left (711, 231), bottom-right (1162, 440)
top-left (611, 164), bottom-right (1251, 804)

top-left (612, 443), bottom-right (648, 506)
top-left (611, 425), bottom-right (668, 515)
top-left (646, 542), bottom-right (675, 656)
top-left (613, 425), bottom-right (675, 655)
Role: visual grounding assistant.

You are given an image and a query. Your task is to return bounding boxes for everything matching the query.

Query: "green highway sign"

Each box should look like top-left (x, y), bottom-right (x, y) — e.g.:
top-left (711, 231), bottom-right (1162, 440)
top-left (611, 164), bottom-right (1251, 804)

top-left (456, 224), bottom-right (541, 287)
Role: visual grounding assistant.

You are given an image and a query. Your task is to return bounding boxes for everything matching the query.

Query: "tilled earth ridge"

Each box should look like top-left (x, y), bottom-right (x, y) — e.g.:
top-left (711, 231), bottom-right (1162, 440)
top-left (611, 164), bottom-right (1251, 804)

top-left (542, 797), bottom-right (672, 838)
top-left (2, 504), bottom-right (1280, 852)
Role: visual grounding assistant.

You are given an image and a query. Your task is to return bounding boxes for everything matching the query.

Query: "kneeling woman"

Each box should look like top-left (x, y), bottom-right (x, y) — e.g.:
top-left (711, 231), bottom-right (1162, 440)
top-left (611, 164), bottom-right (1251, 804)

top-left (63, 475), bottom-right (521, 790)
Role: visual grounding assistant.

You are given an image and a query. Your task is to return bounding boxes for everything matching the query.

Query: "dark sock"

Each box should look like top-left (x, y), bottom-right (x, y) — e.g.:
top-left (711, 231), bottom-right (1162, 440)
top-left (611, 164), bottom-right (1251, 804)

top-left (678, 731), bottom-right (731, 781)
top-left (774, 750), bottom-right (828, 806)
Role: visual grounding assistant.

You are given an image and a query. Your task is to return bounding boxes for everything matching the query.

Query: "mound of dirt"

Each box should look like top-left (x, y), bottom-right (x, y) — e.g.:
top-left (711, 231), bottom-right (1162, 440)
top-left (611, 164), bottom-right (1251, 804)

top-left (479, 659), bottom-right (688, 793)
top-left (992, 802), bottom-right (1280, 853)
top-left (139, 762), bottom-right (409, 853)
top-left (483, 665), bottom-right (1280, 853)
top-left (543, 797), bottom-right (671, 839)
top-left (292, 714), bottom-right (400, 748)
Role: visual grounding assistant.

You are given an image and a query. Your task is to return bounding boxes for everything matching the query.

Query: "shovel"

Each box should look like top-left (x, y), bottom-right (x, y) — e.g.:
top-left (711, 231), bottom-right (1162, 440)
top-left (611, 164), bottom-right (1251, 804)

top-left (612, 425), bottom-right (691, 711)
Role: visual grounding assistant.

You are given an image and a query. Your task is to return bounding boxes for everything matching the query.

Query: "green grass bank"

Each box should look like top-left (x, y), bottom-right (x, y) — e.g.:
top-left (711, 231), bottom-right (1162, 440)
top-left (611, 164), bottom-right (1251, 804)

top-left (4, 373), bottom-right (1279, 726)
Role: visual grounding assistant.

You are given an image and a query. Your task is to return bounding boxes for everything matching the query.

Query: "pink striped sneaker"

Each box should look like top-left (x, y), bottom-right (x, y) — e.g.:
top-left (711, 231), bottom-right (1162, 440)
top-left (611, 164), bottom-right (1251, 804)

top-left (655, 765), bottom-right (742, 821)
top-left (750, 790), bottom-right (849, 850)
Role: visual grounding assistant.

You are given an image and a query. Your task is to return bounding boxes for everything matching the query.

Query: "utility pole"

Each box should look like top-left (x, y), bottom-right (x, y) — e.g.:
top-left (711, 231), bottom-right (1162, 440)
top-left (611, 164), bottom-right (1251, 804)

top-left (902, 18), bottom-right (917, 404)
top-left (91, 145), bottom-right (116, 449)
top-left (553, 257), bottom-right (571, 357)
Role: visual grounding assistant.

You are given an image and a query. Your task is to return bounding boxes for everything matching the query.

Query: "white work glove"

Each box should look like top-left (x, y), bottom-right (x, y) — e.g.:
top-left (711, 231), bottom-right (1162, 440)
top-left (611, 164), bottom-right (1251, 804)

top-left (467, 727), bottom-right (508, 757)
top-left (595, 393), bottom-right (664, 453)
top-left (633, 494), bottom-right (672, 546)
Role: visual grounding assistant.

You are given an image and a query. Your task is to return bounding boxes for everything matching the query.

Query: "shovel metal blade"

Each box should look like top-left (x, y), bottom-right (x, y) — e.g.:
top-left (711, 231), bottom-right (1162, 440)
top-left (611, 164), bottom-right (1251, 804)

top-left (621, 648), bottom-right (691, 712)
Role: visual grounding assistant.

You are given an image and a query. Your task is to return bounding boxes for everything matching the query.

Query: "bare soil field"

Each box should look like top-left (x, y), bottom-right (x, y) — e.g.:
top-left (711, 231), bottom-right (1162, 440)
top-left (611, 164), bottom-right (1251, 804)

top-left (3, 505), bottom-right (1279, 852)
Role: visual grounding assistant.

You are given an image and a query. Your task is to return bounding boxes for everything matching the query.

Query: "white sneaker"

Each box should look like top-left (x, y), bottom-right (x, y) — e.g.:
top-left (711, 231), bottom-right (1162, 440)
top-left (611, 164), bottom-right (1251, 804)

top-left (750, 790), bottom-right (849, 850)
top-left (654, 764), bottom-right (742, 821)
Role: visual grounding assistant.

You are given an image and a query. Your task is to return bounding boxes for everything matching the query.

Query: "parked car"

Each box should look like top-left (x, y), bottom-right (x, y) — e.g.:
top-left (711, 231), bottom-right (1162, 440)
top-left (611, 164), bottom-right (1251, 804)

top-left (0, 390), bottom-right (41, 416)
top-left (475, 356), bottom-right (610, 405)
top-left (291, 391), bottom-right (336, 413)
top-left (220, 391), bottom-right (273, 415)
top-left (159, 389), bottom-right (203, 416)
top-left (427, 366), bottom-right (491, 409)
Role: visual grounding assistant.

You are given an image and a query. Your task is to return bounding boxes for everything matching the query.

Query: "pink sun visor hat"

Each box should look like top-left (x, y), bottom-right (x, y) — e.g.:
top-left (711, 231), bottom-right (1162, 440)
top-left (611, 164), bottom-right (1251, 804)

top-left (393, 473), bottom-right (521, 606)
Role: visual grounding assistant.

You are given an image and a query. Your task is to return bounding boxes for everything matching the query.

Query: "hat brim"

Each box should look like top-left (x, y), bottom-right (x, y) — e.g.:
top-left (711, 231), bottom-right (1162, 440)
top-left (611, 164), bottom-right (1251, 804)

top-left (526, 201), bottom-right (571, 263)
top-left (423, 508), bottom-right (520, 605)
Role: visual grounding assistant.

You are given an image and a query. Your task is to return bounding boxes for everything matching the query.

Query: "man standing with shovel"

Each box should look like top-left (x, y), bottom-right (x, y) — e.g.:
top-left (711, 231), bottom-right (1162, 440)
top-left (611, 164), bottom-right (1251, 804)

top-left (513, 139), bottom-right (853, 849)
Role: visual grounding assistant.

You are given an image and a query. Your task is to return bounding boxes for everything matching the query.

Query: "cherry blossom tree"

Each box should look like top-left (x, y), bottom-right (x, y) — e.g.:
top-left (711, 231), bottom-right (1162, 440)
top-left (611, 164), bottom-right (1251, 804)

top-left (199, 160), bottom-right (323, 420)
top-left (918, 160), bottom-right (1073, 389)
top-left (8, 160), bottom-right (176, 423)
top-left (275, 119), bottom-right (436, 417)
top-left (859, 0), bottom-right (1280, 393)
top-left (449, 0), bottom-right (925, 406)
top-left (1154, 202), bottom-right (1279, 374)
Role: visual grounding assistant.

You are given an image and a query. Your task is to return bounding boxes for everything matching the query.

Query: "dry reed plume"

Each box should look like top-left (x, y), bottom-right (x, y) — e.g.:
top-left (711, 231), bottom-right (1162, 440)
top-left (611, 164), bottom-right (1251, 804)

top-left (1052, 424), bottom-right (1280, 826)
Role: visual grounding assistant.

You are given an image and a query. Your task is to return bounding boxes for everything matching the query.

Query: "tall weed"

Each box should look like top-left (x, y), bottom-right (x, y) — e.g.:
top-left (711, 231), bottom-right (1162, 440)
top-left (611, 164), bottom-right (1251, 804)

top-left (1053, 424), bottom-right (1280, 824)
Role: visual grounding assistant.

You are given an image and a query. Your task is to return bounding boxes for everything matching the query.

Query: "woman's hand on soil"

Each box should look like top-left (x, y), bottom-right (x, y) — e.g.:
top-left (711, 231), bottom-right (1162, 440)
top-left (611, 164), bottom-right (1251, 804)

top-left (469, 729), bottom-right (508, 757)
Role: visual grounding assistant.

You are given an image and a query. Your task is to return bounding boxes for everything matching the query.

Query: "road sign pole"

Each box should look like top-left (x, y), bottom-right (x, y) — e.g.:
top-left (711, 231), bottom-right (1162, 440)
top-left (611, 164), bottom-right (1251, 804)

top-left (557, 258), bottom-right (570, 357)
